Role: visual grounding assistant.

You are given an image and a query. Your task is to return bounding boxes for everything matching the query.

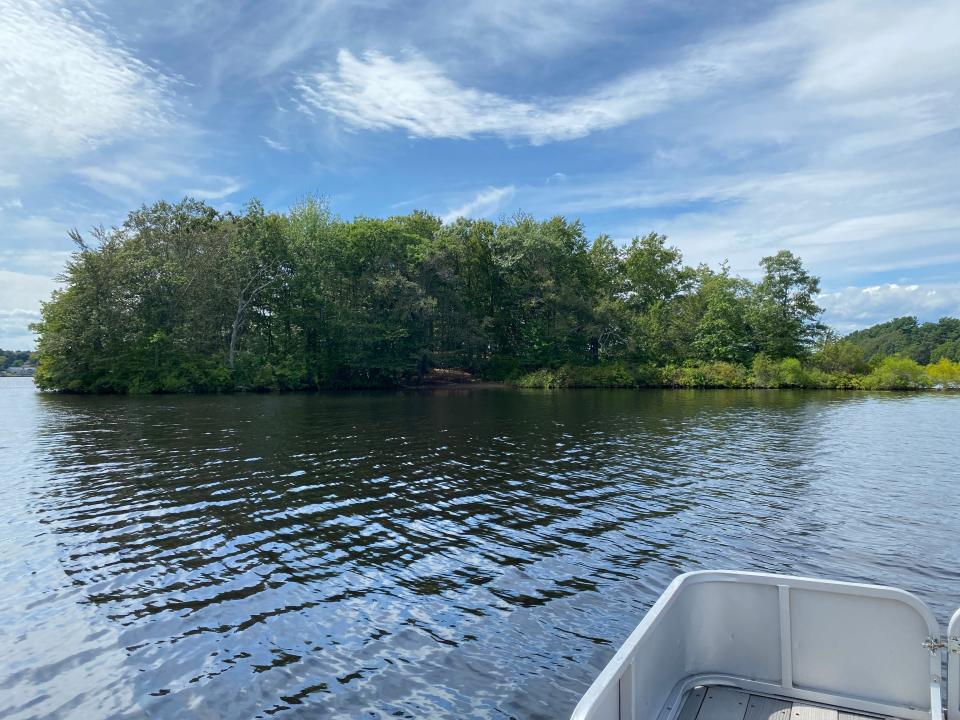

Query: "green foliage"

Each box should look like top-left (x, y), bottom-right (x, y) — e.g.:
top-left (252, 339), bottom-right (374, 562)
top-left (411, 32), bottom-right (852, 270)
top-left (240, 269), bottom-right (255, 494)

top-left (927, 358), bottom-right (960, 387)
top-left (750, 354), bottom-right (780, 388)
top-left (861, 356), bottom-right (930, 390)
top-left (513, 363), bottom-right (661, 388)
top-left (512, 354), bottom-right (960, 391)
top-left (622, 233), bottom-right (690, 314)
top-left (776, 357), bottom-right (807, 387)
top-left (845, 316), bottom-right (960, 364)
top-left (812, 338), bottom-right (868, 374)
top-left (931, 338), bottom-right (960, 363)
top-left (35, 194), bottom-right (949, 394)
top-left (690, 264), bottom-right (752, 364)
top-left (801, 367), bottom-right (862, 390)
top-left (512, 367), bottom-right (572, 389)
top-left (0, 350), bottom-right (35, 370)
top-left (660, 362), bottom-right (749, 388)
top-left (749, 250), bottom-right (825, 358)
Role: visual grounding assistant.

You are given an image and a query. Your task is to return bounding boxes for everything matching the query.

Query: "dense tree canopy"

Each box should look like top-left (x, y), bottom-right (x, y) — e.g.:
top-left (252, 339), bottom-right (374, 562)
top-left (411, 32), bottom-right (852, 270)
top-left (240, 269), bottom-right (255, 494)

top-left (34, 198), bottom-right (836, 392)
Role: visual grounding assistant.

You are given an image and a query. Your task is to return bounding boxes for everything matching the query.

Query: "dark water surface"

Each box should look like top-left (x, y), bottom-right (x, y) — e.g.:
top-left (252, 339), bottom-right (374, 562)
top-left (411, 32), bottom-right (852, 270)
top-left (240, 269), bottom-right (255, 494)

top-left (2, 377), bottom-right (959, 719)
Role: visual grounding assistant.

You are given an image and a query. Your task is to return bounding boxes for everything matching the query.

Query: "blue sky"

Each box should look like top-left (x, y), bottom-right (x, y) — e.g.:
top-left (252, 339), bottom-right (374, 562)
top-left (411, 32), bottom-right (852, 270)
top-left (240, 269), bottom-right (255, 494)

top-left (1, 0), bottom-right (959, 348)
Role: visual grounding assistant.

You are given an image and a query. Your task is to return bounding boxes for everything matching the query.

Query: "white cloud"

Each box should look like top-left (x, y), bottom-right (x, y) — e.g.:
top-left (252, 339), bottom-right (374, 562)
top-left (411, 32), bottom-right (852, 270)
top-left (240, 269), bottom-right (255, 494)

top-left (540, 158), bottom-right (960, 282)
top-left (0, 212), bottom-right (73, 252)
top-left (441, 186), bottom-right (515, 223)
top-left (74, 165), bottom-right (149, 195)
top-left (0, 270), bottom-right (59, 308)
top-left (0, 309), bottom-right (41, 320)
top-left (295, 33), bottom-right (781, 145)
top-left (295, 1), bottom-right (959, 154)
top-left (161, 0), bottom-right (626, 92)
top-left (183, 177), bottom-right (244, 201)
top-left (791, 2), bottom-right (960, 100)
top-left (261, 135), bottom-right (290, 152)
top-left (430, 0), bottom-right (626, 65)
top-left (0, 249), bottom-right (71, 276)
top-left (75, 157), bottom-right (242, 204)
top-left (0, 0), bottom-right (176, 166)
top-left (388, 0), bottom-right (958, 295)
top-left (820, 284), bottom-right (960, 333)
top-left (0, 310), bottom-right (41, 349)
top-left (0, 270), bottom-right (60, 348)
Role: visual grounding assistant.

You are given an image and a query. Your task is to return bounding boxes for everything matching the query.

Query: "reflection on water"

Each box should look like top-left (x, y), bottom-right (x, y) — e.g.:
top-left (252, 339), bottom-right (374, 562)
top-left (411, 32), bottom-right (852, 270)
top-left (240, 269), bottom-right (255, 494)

top-left (2, 377), bottom-right (959, 718)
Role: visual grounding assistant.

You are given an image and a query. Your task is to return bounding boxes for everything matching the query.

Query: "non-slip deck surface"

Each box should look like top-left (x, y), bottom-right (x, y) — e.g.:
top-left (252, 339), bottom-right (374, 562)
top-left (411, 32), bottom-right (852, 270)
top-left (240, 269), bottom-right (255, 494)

top-left (680, 686), bottom-right (879, 720)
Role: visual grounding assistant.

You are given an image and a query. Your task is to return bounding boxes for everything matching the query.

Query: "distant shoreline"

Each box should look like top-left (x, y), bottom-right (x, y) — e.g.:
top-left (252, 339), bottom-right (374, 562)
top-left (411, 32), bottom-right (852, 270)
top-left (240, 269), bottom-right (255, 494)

top-left (21, 378), bottom-right (960, 395)
top-left (0, 369), bottom-right (36, 378)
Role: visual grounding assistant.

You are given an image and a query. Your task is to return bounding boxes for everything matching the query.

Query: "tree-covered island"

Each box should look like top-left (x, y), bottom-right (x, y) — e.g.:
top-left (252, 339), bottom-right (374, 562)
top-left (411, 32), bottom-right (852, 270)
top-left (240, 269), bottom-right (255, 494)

top-left (31, 198), bottom-right (960, 393)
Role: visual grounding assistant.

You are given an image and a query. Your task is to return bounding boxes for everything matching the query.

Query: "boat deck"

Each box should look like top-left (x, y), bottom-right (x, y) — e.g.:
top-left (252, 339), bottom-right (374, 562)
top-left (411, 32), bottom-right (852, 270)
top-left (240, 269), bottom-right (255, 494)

top-left (679, 686), bottom-right (890, 720)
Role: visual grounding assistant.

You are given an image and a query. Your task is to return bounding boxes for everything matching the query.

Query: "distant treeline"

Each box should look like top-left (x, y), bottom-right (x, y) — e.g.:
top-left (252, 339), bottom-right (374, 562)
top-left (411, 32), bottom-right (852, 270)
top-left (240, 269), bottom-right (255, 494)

top-left (845, 316), bottom-right (960, 364)
top-left (30, 197), bottom-right (958, 393)
top-left (0, 349), bottom-right (36, 370)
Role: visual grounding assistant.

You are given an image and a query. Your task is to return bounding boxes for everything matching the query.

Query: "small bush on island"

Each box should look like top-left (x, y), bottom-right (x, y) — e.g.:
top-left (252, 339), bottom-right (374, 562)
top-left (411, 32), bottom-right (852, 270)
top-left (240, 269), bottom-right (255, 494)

top-left (512, 363), bottom-right (660, 389)
top-left (812, 339), bottom-right (868, 374)
top-left (660, 362), bottom-right (748, 388)
top-left (861, 356), bottom-right (929, 390)
top-left (927, 358), bottom-right (960, 388)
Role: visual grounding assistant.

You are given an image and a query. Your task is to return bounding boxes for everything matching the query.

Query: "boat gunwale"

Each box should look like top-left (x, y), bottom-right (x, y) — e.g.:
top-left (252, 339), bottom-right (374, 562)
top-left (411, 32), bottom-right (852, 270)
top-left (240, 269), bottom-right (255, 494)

top-left (948, 607), bottom-right (960, 720)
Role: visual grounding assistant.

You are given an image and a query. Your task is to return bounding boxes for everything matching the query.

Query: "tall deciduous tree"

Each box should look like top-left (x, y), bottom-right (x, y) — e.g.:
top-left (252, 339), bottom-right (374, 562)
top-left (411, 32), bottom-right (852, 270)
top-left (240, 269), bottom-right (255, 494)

top-left (751, 250), bottom-right (824, 358)
top-left (692, 263), bottom-right (752, 363)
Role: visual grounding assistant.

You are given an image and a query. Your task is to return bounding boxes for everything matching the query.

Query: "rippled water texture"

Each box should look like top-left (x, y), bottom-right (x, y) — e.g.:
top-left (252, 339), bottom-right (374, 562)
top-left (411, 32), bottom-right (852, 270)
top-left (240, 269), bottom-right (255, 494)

top-left (2, 377), bottom-right (960, 719)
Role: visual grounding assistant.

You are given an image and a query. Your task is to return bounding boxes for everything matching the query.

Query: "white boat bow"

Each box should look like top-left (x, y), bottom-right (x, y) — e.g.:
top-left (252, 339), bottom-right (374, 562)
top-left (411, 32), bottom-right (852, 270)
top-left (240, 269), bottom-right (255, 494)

top-left (572, 571), bottom-right (960, 720)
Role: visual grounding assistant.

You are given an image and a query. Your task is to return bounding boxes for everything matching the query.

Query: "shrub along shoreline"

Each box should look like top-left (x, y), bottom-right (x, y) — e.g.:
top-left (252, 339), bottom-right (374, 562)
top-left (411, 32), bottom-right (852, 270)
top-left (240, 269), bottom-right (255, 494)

top-left (511, 356), bottom-right (960, 391)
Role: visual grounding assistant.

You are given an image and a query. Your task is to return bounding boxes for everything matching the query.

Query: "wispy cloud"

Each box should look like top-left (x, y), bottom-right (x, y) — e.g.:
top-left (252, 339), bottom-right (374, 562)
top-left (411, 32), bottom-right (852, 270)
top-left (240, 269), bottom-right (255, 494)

top-left (295, 37), bottom-right (775, 144)
top-left (441, 186), bottom-right (515, 223)
top-left (0, 0), bottom-right (176, 165)
top-left (520, 158), bottom-right (960, 282)
top-left (0, 308), bottom-right (42, 349)
top-left (295, 0), bottom-right (959, 155)
top-left (260, 135), bottom-right (290, 152)
top-left (0, 212), bottom-right (75, 253)
top-left (75, 157), bottom-right (242, 204)
top-left (183, 177), bottom-right (244, 201)
top-left (159, 0), bottom-right (626, 91)
top-left (427, 0), bottom-right (626, 65)
top-left (0, 249), bottom-right (72, 276)
top-left (2, 0), bottom-right (958, 343)
top-left (0, 269), bottom-right (60, 347)
top-left (365, 0), bottom-right (958, 332)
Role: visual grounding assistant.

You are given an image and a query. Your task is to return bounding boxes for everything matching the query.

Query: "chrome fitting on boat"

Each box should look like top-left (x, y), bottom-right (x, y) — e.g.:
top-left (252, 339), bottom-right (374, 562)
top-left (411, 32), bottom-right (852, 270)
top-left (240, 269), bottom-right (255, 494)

top-left (922, 636), bottom-right (960, 653)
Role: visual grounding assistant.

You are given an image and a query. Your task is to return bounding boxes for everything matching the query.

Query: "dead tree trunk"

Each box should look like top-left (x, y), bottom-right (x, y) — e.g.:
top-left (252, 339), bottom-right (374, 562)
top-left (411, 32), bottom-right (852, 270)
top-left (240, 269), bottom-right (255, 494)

top-left (227, 268), bottom-right (276, 371)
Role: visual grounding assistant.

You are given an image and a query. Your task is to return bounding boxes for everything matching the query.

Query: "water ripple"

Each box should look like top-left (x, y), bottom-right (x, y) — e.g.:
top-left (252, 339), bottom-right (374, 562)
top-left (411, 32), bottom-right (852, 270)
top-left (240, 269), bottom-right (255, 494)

top-left (1, 379), bottom-right (959, 719)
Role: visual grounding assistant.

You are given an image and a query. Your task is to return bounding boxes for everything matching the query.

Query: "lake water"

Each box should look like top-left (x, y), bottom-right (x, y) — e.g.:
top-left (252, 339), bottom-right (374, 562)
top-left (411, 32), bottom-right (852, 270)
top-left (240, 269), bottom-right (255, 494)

top-left (2, 376), bottom-right (959, 719)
